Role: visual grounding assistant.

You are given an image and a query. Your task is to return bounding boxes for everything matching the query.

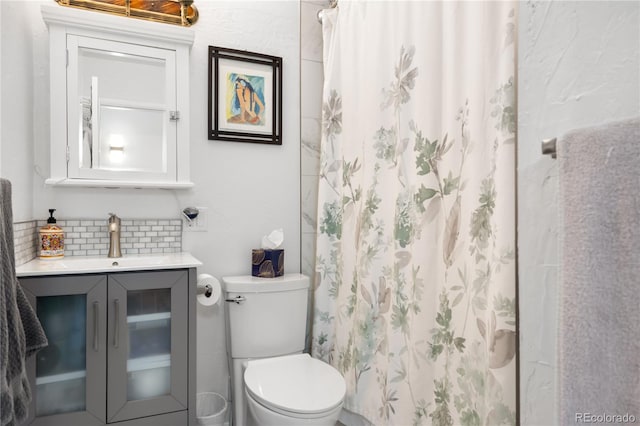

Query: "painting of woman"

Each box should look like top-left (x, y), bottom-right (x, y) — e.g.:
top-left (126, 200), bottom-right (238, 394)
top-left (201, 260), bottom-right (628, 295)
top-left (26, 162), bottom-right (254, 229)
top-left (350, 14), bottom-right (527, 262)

top-left (227, 74), bottom-right (265, 125)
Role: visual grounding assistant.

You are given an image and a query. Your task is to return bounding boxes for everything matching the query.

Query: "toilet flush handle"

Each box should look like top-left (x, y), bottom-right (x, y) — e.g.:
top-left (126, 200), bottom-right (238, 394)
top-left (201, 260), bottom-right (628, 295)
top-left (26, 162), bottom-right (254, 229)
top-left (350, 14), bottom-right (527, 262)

top-left (225, 295), bottom-right (246, 304)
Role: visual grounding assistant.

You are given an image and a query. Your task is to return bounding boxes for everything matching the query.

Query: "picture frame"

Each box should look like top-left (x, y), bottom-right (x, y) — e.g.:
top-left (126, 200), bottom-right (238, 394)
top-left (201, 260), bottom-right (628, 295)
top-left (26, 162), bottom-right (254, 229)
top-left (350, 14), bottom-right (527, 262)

top-left (208, 46), bottom-right (283, 145)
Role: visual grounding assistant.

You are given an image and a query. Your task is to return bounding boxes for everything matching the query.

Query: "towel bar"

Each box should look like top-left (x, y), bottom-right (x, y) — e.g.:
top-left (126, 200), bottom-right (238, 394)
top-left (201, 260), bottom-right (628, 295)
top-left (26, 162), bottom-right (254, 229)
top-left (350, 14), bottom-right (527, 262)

top-left (541, 138), bottom-right (557, 158)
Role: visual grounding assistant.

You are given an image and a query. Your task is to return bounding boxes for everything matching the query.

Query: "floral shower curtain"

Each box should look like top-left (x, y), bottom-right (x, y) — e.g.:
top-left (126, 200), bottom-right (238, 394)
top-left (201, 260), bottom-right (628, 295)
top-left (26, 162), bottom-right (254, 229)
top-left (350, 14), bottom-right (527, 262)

top-left (312, 2), bottom-right (517, 425)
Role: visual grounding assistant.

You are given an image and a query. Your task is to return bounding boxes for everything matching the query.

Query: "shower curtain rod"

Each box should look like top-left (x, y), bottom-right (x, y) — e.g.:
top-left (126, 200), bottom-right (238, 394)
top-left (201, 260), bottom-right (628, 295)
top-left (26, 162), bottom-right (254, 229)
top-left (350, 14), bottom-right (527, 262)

top-left (317, 0), bottom-right (338, 23)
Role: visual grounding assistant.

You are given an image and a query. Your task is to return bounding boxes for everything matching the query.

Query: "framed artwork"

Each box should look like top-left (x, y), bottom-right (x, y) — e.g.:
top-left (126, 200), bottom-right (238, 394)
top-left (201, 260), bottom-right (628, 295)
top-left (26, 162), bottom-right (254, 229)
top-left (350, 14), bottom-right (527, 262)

top-left (208, 46), bottom-right (283, 145)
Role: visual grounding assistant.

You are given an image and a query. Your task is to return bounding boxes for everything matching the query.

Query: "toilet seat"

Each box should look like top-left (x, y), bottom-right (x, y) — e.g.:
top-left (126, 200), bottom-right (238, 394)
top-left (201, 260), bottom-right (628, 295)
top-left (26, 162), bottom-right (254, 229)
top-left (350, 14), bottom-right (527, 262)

top-left (244, 353), bottom-right (346, 417)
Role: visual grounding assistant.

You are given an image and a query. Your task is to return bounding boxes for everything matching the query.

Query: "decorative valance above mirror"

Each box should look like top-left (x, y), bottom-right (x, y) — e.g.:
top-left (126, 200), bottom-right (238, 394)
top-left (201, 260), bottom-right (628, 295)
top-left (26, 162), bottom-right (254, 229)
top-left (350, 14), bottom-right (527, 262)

top-left (55, 0), bottom-right (198, 27)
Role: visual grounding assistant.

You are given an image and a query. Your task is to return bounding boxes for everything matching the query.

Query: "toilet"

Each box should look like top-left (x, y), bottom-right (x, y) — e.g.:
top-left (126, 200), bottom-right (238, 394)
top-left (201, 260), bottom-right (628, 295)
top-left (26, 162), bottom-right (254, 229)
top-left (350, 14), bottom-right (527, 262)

top-left (222, 274), bottom-right (346, 426)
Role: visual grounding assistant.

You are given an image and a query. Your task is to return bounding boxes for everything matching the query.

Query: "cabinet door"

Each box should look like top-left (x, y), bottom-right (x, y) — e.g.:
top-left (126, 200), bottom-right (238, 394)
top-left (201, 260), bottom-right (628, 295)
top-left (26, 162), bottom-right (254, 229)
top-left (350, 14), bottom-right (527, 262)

top-left (20, 275), bottom-right (107, 426)
top-left (66, 35), bottom-right (177, 183)
top-left (107, 271), bottom-right (188, 423)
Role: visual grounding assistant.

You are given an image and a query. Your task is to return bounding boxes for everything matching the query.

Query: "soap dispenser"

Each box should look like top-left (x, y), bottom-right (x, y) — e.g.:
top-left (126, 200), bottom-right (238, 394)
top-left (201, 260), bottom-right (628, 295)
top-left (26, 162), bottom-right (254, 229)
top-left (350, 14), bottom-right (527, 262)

top-left (39, 209), bottom-right (64, 259)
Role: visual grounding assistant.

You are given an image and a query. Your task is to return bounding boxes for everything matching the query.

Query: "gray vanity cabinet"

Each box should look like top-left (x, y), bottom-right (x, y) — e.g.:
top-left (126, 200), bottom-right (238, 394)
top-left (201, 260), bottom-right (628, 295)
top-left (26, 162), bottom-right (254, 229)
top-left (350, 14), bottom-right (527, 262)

top-left (19, 269), bottom-right (196, 426)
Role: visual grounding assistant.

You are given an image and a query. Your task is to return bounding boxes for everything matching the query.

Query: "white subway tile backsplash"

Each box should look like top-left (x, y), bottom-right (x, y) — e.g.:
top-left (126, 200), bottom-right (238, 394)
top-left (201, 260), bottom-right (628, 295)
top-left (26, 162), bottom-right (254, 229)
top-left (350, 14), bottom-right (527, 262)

top-left (14, 221), bottom-right (38, 266)
top-left (24, 218), bottom-right (184, 258)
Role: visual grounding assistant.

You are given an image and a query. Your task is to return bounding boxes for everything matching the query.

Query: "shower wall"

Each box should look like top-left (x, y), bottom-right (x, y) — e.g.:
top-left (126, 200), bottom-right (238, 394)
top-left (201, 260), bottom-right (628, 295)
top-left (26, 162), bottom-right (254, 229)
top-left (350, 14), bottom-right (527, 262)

top-left (518, 2), bottom-right (640, 425)
top-left (300, 1), bottom-right (324, 301)
top-left (300, 0), bottom-right (325, 351)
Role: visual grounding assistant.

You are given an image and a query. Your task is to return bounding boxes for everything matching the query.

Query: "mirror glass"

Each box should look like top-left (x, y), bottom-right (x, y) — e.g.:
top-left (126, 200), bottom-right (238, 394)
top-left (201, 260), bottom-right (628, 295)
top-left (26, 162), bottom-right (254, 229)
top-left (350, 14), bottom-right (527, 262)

top-left (77, 47), bottom-right (168, 173)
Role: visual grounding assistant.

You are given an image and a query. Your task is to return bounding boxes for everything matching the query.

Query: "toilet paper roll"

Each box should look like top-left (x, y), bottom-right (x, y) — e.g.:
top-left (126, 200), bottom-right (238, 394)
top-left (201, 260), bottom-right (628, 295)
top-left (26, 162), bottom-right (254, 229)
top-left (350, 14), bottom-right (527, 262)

top-left (197, 274), bottom-right (221, 306)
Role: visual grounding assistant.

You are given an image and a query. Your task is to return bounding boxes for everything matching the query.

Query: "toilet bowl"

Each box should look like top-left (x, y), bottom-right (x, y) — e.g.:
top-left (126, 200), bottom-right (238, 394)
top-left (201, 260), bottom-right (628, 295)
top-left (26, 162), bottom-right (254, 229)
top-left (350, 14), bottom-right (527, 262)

top-left (244, 354), bottom-right (345, 426)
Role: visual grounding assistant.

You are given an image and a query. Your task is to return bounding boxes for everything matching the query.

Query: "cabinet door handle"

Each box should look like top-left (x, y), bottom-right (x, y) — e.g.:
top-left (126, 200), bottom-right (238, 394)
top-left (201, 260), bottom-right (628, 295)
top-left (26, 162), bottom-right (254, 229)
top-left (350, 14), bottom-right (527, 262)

top-left (114, 299), bottom-right (120, 348)
top-left (90, 76), bottom-right (99, 168)
top-left (93, 301), bottom-right (99, 352)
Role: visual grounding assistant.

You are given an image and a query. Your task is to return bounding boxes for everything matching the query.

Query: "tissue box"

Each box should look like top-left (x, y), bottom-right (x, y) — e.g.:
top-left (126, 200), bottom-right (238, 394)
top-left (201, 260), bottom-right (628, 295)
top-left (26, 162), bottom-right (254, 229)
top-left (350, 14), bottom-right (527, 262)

top-left (252, 249), bottom-right (284, 278)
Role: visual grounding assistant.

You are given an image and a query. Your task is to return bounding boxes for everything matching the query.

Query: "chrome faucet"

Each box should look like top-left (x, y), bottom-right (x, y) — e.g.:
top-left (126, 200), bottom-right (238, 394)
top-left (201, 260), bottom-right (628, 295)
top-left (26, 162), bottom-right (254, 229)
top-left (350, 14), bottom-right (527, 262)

top-left (108, 213), bottom-right (122, 258)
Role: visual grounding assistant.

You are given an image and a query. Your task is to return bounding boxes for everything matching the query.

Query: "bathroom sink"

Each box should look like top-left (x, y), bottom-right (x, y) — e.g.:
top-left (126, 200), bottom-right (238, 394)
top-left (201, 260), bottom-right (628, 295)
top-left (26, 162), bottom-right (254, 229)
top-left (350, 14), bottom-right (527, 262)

top-left (16, 253), bottom-right (202, 277)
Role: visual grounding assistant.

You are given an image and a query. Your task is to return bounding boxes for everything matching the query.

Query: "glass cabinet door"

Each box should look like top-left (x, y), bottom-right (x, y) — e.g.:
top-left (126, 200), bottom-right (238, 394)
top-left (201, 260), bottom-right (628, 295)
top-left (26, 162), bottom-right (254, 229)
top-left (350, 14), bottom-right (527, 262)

top-left (107, 271), bottom-right (188, 423)
top-left (126, 288), bottom-right (172, 400)
top-left (35, 295), bottom-right (87, 416)
top-left (20, 275), bottom-right (106, 426)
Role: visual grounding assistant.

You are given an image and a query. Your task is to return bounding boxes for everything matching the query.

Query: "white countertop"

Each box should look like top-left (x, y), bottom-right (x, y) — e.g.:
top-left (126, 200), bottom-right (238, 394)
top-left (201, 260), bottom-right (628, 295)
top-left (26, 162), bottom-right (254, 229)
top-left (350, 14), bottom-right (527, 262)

top-left (16, 252), bottom-right (202, 277)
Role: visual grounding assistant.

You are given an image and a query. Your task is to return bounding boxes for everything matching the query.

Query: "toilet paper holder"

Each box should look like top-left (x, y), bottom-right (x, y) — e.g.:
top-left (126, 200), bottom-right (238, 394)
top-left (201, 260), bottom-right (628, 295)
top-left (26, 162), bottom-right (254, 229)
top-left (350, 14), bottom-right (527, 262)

top-left (198, 284), bottom-right (213, 298)
top-left (196, 273), bottom-right (221, 306)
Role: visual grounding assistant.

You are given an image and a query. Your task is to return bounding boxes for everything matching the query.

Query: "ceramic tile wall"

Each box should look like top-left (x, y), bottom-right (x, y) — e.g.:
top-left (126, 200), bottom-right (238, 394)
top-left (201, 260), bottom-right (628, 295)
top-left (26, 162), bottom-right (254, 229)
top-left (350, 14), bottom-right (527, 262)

top-left (300, 0), bottom-right (324, 277)
top-left (300, 0), bottom-right (326, 347)
top-left (14, 220), bottom-right (38, 266)
top-left (40, 219), bottom-right (183, 257)
top-left (13, 219), bottom-right (182, 264)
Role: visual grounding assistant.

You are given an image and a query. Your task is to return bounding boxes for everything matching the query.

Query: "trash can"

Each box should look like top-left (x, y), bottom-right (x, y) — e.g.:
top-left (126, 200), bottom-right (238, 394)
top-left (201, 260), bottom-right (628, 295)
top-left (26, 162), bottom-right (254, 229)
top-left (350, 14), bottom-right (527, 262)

top-left (196, 392), bottom-right (227, 426)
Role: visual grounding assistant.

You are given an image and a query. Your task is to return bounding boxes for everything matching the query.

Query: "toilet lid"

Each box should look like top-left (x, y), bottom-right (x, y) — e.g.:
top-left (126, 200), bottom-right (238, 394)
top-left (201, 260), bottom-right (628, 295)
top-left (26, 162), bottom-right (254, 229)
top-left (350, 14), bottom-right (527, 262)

top-left (244, 353), bottom-right (346, 415)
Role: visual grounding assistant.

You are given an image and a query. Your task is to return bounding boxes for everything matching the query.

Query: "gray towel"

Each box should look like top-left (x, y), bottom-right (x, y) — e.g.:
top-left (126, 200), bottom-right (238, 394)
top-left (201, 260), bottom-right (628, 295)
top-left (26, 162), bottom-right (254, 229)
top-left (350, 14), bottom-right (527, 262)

top-left (558, 117), bottom-right (640, 424)
top-left (1, 179), bottom-right (48, 426)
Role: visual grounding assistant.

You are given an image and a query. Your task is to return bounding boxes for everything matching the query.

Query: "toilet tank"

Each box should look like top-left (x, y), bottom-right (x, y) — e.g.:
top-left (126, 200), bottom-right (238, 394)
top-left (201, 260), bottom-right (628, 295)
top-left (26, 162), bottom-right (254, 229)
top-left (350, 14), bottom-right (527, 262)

top-left (222, 273), bottom-right (310, 359)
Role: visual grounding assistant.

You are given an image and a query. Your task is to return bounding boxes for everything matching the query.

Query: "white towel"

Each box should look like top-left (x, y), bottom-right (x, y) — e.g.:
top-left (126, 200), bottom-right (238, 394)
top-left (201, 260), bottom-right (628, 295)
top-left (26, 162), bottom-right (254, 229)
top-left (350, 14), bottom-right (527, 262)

top-left (558, 117), bottom-right (640, 424)
top-left (1, 179), bottom-right (48, 426)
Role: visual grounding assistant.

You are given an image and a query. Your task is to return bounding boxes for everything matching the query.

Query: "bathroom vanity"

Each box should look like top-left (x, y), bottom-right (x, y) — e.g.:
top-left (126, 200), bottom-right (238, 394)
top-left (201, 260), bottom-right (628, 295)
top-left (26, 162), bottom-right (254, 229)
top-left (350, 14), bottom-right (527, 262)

top-left (16, 253), bottom-right (201, 426)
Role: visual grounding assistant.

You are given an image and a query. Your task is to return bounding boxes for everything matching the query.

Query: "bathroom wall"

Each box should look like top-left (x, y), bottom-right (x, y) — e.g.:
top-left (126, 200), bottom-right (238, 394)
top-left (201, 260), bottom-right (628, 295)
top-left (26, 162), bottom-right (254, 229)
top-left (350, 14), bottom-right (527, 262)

top-left (0, 1), bottom-right (37, 221)
top-left (518, 1), bottom-right (639, 424)
top-left (5, 0), bottom-right (637, 420)
top-left (0, 0), bottom-right (301, 402)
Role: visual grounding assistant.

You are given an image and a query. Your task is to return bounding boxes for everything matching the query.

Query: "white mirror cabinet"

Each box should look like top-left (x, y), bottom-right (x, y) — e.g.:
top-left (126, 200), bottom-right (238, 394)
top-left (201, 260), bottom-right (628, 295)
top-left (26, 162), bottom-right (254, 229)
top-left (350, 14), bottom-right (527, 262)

top-left (42, 5), bottom-right (194, 188)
